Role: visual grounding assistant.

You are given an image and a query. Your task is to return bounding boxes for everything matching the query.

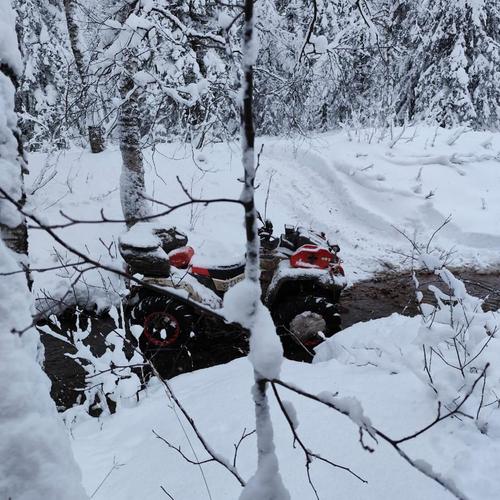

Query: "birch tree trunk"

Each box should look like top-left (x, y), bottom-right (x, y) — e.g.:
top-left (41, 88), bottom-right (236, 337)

top-left (63, 0), bottom-right (105, 153)
top-left (118, 51), bottom-right (149, 228)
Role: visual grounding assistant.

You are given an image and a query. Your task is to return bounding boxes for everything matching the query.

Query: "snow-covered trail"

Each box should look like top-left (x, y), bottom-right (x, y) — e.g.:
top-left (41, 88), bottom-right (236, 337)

top-left (260, 142), bottom-right (404, 279)
top-left (26, 127), bottom-right (500, 310)
top-left (259, 130), bottom-right (500, 280)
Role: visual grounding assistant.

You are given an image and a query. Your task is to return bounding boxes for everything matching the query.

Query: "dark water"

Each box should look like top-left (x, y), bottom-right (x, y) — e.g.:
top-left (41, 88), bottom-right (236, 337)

top-left (340, 269), bottom-right (500, 328)
top-left (40, 269), bottom-right (500, 410)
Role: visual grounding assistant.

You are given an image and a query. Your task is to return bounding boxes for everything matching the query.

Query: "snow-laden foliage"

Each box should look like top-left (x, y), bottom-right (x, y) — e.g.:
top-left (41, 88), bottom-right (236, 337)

top-left (11, 0), bottom-right (500, 151)
top-left (316, 262), bottom-right (500, 441)
top-left (414, 262), bottom-right (499, 432)
top-left (13, 0), bottom-right (84, 150)
top-left (92, 0), bottom-right (235, 147)
top-left (395, 0), bottom-right (500, 128)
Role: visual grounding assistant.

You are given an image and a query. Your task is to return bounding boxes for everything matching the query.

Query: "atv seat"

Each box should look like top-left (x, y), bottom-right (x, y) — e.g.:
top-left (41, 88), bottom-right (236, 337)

top-left (192, 261), bottom-right (245, 280)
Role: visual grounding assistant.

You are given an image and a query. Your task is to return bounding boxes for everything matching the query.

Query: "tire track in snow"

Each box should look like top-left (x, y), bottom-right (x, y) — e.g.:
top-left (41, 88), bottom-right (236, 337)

top-left (262, 141), bottom-right (500, 275)
top-left (262, 143), bottom-right (411, 277)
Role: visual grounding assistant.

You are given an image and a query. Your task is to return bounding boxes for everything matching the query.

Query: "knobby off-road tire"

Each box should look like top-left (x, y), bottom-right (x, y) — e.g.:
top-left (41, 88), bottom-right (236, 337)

top-left (272, 295), bottom-right (341, 361)
top-left (128, 293), bottom-right (196, 379)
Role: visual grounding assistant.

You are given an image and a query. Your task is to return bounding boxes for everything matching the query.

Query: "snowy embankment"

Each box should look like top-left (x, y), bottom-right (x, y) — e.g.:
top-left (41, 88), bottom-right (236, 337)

top-left (71, 312), bottom-right (500, 500)
top-left (27, 127), bottom-right (500, 313)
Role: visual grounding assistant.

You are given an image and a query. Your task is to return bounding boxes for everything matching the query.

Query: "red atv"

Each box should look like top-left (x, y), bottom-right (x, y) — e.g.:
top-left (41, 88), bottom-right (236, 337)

top-left (121, 219), bottom-right (345, 376)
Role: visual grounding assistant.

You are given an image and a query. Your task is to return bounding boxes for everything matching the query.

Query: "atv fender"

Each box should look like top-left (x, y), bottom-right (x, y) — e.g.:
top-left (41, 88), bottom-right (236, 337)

top-left (265, 260), bottom-right (345, 308)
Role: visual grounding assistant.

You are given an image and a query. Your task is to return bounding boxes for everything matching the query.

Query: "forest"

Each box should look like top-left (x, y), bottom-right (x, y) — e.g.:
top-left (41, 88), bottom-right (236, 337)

top-left (1, 1), bottom-right (500, 499)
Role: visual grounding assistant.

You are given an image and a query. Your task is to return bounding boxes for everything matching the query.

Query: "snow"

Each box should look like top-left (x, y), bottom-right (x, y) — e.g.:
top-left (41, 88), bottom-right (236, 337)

top-left (0, 5), bottom-right (87, 496)
top-left (281, 400), bottom-right (299, 430)
top-left (239, 449), bottom-right (290, 500)
top-left (68, 308), bottom-right (499, 500)
top-left (223, 279), bottom-right (283, 380)
top-left (0, 240), bottom-right (88, 500)
top-left (317, 392), bottom-right (372, 431)
top-left (0, 0), bottom-right (23, 74)
top-left (0, 21), bottom-right (23, 229)
top-left (64, 314), bottom-right (144, 417)
top-left (218, 10), bottom-right (233, 29)
top-left (16, 127), bottom-right (500, 499)
top-left (119, 222), bottom-right (161, 249)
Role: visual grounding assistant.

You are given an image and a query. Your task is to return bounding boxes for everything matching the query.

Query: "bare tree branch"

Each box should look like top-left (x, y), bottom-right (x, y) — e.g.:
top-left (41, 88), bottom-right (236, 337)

top-left (271, 382), bottom-right (366, 500)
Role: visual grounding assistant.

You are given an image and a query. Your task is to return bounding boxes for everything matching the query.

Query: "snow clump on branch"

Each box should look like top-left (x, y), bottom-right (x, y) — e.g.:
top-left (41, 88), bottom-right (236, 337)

top-left (223, 279), bottom-right (283, 380)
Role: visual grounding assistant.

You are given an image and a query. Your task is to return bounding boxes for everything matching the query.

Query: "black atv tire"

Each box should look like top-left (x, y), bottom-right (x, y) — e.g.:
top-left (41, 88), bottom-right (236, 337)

top-left (127, 293), bottom-right (196, 378)
top-left (272, 296), bottom-right (341, 361)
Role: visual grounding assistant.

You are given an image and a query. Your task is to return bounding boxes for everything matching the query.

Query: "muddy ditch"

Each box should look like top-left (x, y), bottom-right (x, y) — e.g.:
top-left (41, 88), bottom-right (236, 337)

top-left (39, 268), bottom-right (500, 410)
top-left (341, 269), bottom-right (500, 328)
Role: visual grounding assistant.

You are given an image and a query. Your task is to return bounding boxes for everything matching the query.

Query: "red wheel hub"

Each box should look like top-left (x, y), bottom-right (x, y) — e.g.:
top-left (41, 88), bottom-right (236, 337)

top-left (143, 312), bottom-right (181, 347)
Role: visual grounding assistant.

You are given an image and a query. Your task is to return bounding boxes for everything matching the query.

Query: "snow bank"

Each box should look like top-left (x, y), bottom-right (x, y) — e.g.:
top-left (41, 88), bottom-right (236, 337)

top-left (70, 308), bottom-right (500, 500)
top-left (0, 241), bottom-right (87, 500)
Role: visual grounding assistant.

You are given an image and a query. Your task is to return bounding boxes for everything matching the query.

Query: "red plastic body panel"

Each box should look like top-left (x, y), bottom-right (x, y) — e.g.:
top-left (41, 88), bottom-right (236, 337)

top-left (168, 246), bottom-right (194, 269)
top-left (290, 244), bottom-right (333, 270)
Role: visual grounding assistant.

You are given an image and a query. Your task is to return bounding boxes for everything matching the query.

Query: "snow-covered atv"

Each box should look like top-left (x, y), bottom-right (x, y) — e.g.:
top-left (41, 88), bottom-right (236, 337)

top-left (121, 220), bottom-right (346, 376)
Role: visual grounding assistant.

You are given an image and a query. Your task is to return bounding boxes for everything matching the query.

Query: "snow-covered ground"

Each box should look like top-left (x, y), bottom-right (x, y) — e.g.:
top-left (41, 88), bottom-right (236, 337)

top-left (70, 311), bottom-right (500, 500)
top-left (22, 127), bottom-right (500, 499)
top-left (27, 126), bottom-right (500, 312)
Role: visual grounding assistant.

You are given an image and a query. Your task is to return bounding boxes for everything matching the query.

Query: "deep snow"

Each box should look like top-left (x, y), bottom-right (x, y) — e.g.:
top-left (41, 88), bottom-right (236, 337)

top-left (70, 312), bottom-right (500, 500)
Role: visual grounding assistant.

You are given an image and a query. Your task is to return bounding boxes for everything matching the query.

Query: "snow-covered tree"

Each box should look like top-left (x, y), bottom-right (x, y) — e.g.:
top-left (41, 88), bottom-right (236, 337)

top-left (63, 0), bottom-right (105, 153)
top-left (224, 1), bottom-right (289, 498)
top-left (8, 0), bottom-right (500, 154)
top-left (13, 0), bottom-right (82, 150)
top-left (395, 0), bottom-right (500, 128)
top-left (0, 0), bottom-right (28, 260)
top-left (94, 0), bottom-right (234, 224)
top-left (252, 0), bottom-right (394, 133)
top-left (0, 2), bottom-right (88, 498)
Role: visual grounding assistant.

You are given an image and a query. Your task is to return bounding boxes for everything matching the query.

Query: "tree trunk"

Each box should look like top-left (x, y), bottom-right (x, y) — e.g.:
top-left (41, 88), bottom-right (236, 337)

top-left (238, 1), bottom-right (289, 499)
top-left (63, 0), bottom-right (105, 153)
top-left (0, 60), bottom-right (29, 267)
top-left (88, 124), bottom-right (105, 153)
top-left (118, 54), bottom-right (149, 227)
top-left (1, 4), bottom-right (88, 497)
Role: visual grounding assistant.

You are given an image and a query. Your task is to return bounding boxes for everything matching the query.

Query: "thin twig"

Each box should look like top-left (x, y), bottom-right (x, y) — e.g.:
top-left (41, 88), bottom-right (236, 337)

top-left (271, 382), bottom-right (367, 500)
